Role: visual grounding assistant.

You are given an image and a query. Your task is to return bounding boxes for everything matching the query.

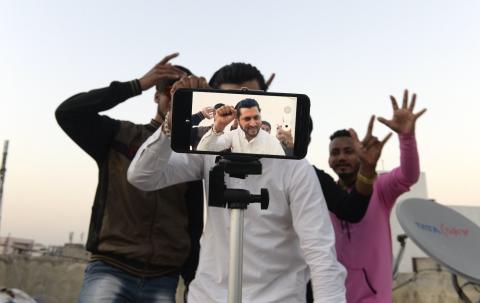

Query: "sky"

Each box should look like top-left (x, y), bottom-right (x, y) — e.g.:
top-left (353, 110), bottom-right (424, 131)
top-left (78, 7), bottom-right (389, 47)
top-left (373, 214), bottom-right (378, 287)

top-left (0, 0), bottom-right (479, 246)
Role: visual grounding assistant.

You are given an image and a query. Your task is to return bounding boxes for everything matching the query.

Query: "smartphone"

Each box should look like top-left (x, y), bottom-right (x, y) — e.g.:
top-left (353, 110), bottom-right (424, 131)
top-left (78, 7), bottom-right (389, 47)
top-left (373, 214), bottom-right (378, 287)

top-left (171, 88), bottom-right (311, 159)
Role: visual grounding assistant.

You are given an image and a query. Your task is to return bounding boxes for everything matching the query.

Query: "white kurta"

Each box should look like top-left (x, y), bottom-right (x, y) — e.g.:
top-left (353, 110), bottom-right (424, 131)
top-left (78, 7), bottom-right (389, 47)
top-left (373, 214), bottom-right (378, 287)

top-left (127, 127), bottom-right (346, 303)
top-left (197, 128), bottom-right (286, 156)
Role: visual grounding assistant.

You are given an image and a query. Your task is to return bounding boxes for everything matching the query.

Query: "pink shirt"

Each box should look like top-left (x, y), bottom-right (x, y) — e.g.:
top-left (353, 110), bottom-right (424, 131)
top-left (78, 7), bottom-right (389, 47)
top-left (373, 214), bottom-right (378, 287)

top-left (330, 134), bottom-right (419, 303)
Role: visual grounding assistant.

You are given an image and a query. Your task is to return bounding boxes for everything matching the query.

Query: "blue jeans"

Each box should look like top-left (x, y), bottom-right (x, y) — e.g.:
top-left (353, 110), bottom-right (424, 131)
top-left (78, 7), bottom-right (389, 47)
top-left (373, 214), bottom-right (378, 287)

top-left (78, 260), bottom-right (179, 303)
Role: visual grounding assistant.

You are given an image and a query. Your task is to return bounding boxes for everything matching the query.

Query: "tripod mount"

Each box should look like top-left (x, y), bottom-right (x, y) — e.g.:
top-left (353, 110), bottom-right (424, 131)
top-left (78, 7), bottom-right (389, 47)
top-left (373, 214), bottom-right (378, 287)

top-left (208, 155), bottom-right (269, 303)
top-left (209, 155), bottom-right (269, 210)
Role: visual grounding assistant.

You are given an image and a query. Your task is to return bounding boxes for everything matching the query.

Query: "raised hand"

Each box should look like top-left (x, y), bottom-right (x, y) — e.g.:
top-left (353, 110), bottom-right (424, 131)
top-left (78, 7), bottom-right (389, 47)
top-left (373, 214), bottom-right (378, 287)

top-left (265, 73), bottom-right (276, 90)
top-left (170, 75), bottom-right (210, 95)
top-left (201, 106), bottom-right (215, 119)
top-left (213, 105), bottom-right (236, 133)
top-left (349, 116), bottom-right (392, 169)
top-left (377, 89), bottom-right (427, 135)
top-left (276, 126), bottom-right (294, 148)
top-left (138, 53), bottom-right (187, 91)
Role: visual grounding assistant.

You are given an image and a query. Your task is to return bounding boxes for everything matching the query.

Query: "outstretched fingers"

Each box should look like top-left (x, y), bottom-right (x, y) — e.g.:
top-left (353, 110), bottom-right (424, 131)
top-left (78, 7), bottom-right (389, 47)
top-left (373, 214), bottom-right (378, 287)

top-left (402, 89), bottom-right (409, 109)
top-left (408, 93), bottom-right (417, 111)
top-left (154, 65), bottom-right (185, 79)
top-left (364, 132), bottom-right (392, 151)
top-left (348, 128), bottom-right (361, 146)
top-left (380, 132), bottom-right (393, 148)
top-left (390, 95), bottom-right (399, 111)
top-left (158, 52), bottom-right (179, 65)
top-left (414, 108), bottom-right (427, 120)
top-left (376, 116), bottom-right (390, 128)
top-left (265, 73), bottom-right (276, 90)
top-left (363, 115), bottom-right (375, 142)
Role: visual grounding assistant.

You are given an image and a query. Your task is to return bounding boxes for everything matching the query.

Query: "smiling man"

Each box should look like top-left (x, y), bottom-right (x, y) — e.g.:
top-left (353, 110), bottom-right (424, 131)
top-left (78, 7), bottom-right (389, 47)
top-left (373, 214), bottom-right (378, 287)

top-left (327, 90), bottom-right (426, 302)
top-left (329, 129), bottom-right (362, 184)
top-left (196, 98), bottom-right (285, 155)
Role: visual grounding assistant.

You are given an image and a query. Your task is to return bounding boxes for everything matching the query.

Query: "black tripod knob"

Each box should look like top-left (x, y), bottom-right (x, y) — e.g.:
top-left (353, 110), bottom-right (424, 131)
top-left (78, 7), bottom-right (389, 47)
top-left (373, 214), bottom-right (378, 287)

top-left (249, 188), bottom-right (269, 210)
top-left (260, 188), bottom-right (269, 209)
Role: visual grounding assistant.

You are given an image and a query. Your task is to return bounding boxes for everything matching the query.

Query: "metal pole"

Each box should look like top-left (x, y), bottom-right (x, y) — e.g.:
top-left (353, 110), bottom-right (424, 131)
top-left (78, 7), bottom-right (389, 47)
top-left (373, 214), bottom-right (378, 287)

top-left (392, 234), bottom-right (407, 279)
top-left (0, 140), bottom-right (9, 236)
top-left (228, 209), bottom-right (244, 303)
top-left (451, 274), bottom-right (473, 303)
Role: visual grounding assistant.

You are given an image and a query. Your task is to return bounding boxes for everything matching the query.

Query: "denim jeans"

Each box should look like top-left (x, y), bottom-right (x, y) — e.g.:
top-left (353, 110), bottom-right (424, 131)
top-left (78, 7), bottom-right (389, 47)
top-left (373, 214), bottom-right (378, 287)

top-left (78, 260), bottom-right (178, 303)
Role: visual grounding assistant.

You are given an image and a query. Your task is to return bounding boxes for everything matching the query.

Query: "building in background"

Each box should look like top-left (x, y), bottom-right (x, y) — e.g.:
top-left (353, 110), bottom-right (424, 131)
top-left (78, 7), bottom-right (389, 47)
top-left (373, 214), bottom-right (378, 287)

top-left (0, 234), bottom-right (89, 261)
top-left (0, 236), bottom-right (34, 256)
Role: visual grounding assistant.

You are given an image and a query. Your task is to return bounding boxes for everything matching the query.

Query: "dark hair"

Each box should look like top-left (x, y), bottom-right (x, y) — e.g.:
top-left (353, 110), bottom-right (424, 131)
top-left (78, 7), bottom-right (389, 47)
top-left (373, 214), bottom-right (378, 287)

top-left (214, 103), bottom-right (225, 110)
top-left (209, 63), bottom-right (267, 91)
top-left (155, 65), bottom-right (193, 91)
top-left (261, 120), bottom-right (271, 129)
top-left (307, 116), bottom-right (313, 146)
top-left (329, 129), bottom-right (351, 141)
top-left (235, 98), bottom-right (261, 118)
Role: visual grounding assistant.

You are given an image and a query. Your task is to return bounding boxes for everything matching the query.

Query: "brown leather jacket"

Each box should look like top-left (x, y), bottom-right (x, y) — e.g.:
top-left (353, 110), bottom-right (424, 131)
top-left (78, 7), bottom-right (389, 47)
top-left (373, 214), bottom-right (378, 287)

top-left (56, 80), bottom-right (203, 280)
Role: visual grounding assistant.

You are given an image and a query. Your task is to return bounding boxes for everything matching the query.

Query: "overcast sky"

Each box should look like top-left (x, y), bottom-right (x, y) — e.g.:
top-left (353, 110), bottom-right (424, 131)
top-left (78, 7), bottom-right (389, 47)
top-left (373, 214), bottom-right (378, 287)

top-left (1, 0), bottom-right (479, 245)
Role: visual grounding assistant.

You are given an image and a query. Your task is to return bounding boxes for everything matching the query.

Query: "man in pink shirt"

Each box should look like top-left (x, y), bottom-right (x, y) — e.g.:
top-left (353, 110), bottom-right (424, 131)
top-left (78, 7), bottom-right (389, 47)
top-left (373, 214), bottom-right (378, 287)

top-left (328, 90), bottom-right (427, 302)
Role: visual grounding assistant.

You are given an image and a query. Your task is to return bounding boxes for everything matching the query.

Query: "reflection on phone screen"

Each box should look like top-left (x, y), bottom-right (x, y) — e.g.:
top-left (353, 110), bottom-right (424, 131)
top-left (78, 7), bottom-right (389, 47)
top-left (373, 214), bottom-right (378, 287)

top-left (190, 91), bottom-right (297, 157)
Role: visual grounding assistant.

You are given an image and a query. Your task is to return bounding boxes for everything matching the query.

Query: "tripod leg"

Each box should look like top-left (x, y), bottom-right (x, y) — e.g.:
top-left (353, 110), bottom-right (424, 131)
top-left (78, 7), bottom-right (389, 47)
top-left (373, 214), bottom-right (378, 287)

top-left (228, 209), bottom-right (244, 303)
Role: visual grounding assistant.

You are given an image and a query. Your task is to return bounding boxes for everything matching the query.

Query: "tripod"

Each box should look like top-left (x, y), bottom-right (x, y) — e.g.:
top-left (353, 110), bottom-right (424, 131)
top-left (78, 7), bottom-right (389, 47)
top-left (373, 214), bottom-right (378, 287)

top-left (209, 155), bottom-right (269, 303)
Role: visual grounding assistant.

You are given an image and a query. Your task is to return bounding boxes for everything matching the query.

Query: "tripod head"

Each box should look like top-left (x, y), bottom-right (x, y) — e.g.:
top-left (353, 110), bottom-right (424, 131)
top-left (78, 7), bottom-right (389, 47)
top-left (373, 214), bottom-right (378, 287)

top-left (209, 155), bottom-right (269, 210)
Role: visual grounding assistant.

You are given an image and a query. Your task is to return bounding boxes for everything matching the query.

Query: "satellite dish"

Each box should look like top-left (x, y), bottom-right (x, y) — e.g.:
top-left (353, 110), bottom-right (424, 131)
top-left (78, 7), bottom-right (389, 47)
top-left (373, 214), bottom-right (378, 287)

top-left (396, 198), bottom-right (480, 284)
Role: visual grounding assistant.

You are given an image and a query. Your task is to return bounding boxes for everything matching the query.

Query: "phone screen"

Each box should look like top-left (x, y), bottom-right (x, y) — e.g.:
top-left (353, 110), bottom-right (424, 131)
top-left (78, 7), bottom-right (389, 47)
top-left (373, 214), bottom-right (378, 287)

top-left (171, 88), bottom-right (310, 159)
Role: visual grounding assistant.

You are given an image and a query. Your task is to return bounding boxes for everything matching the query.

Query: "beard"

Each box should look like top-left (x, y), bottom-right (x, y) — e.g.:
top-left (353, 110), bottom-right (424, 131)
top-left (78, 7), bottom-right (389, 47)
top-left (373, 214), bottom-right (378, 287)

top-left (241, 125), bottom-right (260, 140)
top-left (335, 164), bottom-right (360, 187)
top-left (337, 171), bottom-right (357, 180)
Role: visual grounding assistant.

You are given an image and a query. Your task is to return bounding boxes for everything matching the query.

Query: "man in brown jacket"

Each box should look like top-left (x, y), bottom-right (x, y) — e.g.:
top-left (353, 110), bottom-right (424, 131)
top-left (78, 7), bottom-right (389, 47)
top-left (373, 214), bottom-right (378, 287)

top-left (56, 53), bottom-right (203, 303)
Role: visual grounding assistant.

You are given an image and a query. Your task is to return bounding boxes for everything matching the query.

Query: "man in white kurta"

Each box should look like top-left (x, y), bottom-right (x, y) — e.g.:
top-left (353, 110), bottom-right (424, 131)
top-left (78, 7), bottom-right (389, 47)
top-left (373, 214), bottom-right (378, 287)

top-left (197, 98), bottom-right (285, 156)
top-left (128, 133), bottom-right (346, 303)
top-left (128, 75), bottom-right (345, 302)
top-left (198, 127), bottom-right (285, 155)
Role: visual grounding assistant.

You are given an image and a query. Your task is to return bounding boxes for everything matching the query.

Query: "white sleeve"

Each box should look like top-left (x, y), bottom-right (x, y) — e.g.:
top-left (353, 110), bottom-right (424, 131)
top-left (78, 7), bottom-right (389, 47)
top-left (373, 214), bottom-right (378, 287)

top-left (127, 127), bottom-right (204, 191)
top-left (287, 160), bottom-right (346, 302)
top-left (197, 129), bottom-right (231, 152)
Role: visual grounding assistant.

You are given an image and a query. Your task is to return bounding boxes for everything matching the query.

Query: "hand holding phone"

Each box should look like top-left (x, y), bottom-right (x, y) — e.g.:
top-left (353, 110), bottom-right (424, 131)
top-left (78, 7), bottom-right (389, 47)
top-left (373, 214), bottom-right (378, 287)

top-left (168, 75), bottom-right (209, 129)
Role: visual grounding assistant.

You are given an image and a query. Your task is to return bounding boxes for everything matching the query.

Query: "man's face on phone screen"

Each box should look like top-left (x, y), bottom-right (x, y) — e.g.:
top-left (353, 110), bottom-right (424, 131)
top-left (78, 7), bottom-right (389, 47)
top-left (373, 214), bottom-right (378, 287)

top-left (238, 107), bottom-right (261, 141)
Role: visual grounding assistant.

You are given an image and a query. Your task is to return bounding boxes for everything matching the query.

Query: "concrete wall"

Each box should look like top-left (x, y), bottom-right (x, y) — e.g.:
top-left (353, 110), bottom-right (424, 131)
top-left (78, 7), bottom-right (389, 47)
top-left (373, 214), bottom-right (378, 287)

top-left (0, 255), bottom-right (188, 303)
top-left (393, 258), bottom-right (480, 303)
top-left (0, 255), bottom-right (478, 303)
top-left (0, 255), bottom-right (85, 303)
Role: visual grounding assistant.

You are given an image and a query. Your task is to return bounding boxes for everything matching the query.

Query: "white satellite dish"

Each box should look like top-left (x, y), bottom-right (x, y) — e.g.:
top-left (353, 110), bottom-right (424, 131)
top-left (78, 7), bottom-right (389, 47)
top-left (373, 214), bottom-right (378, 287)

top-left (396, 198), bottom-right (480, 284)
